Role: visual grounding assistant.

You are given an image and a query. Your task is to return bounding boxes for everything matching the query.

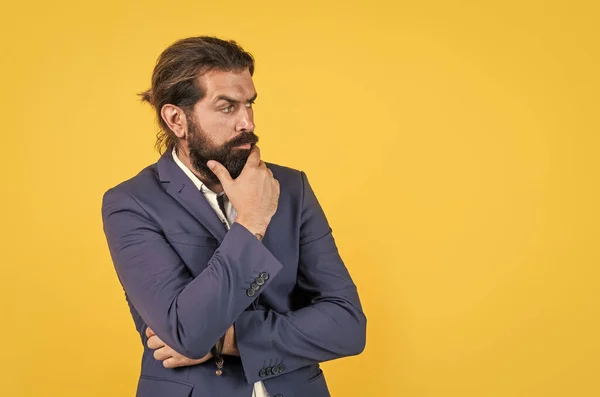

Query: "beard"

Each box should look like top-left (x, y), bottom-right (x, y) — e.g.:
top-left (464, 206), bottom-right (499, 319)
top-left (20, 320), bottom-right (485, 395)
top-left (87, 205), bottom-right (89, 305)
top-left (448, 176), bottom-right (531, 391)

top-left (186, 115), bottom-right (259, 185)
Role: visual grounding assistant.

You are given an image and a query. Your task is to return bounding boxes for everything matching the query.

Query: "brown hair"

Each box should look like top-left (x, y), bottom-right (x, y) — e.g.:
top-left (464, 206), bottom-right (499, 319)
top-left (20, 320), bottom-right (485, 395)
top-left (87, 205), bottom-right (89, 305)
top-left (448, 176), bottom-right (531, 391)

top-left (140, 36), bottom-right (255, 154)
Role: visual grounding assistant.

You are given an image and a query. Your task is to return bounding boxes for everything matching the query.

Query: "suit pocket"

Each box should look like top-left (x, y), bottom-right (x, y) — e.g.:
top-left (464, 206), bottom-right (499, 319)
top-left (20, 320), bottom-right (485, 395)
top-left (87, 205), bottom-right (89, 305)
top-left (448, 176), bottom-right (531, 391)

top-left (308, 368), bottom-right (324, 383)
top-left (299, 368), bottom-right (330, 397)
top-left (136, 376), bottom-right (194, 397)
top-left (166, 232), bottom-right (219, 247)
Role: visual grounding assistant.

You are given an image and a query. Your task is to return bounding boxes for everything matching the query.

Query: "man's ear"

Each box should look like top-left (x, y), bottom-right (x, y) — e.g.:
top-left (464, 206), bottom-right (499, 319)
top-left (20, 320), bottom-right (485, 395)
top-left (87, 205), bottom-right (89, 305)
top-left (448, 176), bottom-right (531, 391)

top-left (160, 104), bottom-right (188, 139)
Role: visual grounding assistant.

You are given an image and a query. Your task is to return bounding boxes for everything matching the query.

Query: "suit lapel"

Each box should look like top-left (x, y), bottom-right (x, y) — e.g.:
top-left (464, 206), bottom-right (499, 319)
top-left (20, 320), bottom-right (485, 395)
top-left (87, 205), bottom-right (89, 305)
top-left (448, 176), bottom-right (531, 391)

top-left (157, 153), bottom-right (227, 242)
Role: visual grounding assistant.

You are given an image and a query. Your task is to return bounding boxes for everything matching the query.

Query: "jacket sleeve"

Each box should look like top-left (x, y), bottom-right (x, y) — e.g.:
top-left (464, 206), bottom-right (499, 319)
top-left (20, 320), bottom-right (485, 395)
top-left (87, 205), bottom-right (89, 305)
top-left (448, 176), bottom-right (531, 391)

top-left (234, 171), bottom-right (367, 384)
top-left (101, 189), bottom-right (283, 359)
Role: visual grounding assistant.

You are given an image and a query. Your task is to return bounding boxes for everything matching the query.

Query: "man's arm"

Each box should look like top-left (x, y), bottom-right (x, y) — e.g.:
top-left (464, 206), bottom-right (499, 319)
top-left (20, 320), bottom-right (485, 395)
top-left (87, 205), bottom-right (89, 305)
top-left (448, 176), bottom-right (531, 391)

top-left (103, 147), bottom-right (280, 359)
top-left (146, 171), bottom-right (366, 376)
top-left (234, 171), bottom-right (367, 384)
top-left (102, 189), bottom-right (282, 359)
top-left (145, 326), bottom-right (213, 368)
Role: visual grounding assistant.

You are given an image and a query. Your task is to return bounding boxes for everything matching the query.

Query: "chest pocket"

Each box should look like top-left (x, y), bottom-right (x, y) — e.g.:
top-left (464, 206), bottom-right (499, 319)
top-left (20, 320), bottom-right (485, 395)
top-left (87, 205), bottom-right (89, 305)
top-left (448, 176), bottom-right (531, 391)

top-left (165, 232), bottom-right (220, 277)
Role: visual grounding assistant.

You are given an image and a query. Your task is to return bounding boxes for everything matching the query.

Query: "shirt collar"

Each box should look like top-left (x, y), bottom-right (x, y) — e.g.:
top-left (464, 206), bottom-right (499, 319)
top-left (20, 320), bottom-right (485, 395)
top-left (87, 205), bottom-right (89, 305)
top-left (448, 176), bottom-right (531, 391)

top-left (171, 148), bottom-right (223, 197)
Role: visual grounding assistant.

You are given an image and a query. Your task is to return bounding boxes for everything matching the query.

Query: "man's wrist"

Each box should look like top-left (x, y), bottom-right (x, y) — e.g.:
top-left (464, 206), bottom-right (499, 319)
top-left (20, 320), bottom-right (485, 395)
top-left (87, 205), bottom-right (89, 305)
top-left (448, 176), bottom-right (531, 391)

top-left (222, 325), bottom-right (240, 356)
top-left (235, 218), bottom-right (266, 239)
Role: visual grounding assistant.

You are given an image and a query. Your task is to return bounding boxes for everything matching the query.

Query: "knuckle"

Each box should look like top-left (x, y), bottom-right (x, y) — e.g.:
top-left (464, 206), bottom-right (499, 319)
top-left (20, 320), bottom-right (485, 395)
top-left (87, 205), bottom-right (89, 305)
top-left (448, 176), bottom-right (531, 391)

top-left (148, 336), bottom-right (162, 349)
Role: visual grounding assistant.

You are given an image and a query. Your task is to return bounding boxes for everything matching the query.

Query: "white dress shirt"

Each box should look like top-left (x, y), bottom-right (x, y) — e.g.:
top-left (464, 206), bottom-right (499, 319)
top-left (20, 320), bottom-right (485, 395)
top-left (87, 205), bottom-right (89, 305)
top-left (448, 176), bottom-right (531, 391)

top-left (172, 149), bottom-right (270, 397)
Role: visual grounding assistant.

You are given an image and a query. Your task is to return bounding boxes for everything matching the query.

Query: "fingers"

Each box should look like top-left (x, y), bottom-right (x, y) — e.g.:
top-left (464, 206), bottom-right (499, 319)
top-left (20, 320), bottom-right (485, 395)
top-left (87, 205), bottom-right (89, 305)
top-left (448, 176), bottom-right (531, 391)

top-left (207, 160), bottom-right (232, 185)
top-left (147, 334), bottom-right (165, 350)
top-left (146, 334), bottom-right (215, 368)
top-left (145, 327), bottom-right (155, 338)
top-left (153, 346), bottom-right (173, 361)
top-left (162, 357), bottom-right (178, 369)
top-left (161, 356), bottom-right (204, 368)
top-left (160, 351), bottom-right (212, 369)
top-left (246, 145), bottom-right (262, 167)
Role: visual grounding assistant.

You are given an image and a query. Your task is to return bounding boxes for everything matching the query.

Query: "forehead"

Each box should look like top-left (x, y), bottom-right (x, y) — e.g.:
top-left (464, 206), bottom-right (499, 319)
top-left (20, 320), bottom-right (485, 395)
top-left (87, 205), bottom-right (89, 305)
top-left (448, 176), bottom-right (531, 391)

top-left (198, 69), bottom-right (256, 101)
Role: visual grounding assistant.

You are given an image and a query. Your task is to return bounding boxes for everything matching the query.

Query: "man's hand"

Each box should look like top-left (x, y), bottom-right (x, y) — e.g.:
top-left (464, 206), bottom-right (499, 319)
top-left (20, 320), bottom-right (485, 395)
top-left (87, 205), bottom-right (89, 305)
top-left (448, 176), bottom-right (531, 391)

top-left (207, 145), bottom-right (280, 237)
top-left (223, 324), bottom-right (240, 356)
top-left (145, 327), bottom-right (212, 368)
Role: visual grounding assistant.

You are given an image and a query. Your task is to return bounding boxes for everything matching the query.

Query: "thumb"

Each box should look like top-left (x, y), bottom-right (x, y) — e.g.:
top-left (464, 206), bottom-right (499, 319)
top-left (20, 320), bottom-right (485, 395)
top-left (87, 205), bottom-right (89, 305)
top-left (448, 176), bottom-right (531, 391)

top-left (207, 160), bottom-right (232, 185)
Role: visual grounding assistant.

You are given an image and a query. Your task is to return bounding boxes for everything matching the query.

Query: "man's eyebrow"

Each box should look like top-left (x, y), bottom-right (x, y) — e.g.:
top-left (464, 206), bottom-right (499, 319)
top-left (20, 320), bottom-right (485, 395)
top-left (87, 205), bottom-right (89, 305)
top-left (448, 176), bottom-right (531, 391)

top-left (214, 93), bottom-right (258, 104)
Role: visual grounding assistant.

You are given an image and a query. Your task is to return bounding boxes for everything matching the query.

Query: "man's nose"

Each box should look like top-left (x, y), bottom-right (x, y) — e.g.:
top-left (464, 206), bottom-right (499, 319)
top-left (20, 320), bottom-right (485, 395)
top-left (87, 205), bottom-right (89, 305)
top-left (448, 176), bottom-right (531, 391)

top-left (236, 108), bottom-right (255, 132)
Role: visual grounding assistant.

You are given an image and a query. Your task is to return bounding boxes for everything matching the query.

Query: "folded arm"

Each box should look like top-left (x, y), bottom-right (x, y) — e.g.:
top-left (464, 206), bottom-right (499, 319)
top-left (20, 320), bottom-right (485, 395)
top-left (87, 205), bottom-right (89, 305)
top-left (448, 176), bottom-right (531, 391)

top-left (102, 189), bottom-right (283, 359)
top-left (234, 171), bottom-right (367, 383)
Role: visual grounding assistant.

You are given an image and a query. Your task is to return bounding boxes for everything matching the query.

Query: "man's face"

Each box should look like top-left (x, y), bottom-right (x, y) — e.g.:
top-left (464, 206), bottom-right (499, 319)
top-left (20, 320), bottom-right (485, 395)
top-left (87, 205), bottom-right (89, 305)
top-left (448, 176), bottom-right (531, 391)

top-left (184, 68), bottom-right (258, 184)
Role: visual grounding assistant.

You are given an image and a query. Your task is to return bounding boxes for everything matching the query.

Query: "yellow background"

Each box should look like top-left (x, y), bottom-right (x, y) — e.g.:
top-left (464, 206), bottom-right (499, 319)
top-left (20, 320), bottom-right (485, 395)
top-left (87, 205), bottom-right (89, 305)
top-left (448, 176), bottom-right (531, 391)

top-left (1, 1), bottom-right (599, 396)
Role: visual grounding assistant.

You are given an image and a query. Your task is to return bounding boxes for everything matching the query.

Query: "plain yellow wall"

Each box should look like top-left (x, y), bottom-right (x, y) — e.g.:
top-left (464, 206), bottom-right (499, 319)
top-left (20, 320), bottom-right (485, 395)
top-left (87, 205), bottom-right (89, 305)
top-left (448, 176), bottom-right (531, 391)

top-left (1, 1), bottom-right (599, 396)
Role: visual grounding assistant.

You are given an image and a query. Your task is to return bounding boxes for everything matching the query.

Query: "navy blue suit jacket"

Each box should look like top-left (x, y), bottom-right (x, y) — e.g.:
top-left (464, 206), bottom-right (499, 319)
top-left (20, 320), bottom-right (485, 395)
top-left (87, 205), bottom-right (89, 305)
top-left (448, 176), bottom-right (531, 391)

top-left (101, 153), bottom-right (366, 397)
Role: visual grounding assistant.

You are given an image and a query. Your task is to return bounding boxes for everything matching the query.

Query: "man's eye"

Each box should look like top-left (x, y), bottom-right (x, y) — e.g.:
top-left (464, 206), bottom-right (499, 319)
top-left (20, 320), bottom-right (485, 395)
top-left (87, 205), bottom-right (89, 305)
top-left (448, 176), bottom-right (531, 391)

top-left (222, 105), bottom-right (234, 114)
top-left (245, 101), bottom-right (255, 108)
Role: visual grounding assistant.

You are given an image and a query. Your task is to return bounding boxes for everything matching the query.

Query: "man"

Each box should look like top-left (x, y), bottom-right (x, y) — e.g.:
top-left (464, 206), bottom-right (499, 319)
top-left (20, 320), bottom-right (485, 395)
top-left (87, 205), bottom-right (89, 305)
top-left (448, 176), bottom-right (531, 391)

top-left (102, 36), bottom-right (366, 397)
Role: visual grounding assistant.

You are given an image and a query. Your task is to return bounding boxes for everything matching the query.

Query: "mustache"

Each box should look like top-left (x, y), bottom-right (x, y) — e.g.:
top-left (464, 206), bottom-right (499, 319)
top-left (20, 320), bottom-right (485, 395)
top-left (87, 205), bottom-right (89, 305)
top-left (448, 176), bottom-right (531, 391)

top-left (225, 132), bottom-right (259, 149)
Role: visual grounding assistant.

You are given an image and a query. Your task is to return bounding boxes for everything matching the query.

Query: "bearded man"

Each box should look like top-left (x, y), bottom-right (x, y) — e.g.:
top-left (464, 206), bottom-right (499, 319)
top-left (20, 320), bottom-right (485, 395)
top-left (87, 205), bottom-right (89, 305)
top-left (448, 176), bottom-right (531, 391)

top-left (102, 36), bottom-right (366, 397)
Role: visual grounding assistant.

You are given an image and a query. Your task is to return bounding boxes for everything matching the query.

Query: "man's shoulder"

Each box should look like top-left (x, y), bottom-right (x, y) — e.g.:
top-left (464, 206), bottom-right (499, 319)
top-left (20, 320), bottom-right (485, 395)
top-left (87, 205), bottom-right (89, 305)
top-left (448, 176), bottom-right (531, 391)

top-left (102, 162), bottom-right (161, 206)
top-left (265, 162), bottom-right (307, 190)
top-left (265, 162), bottom-right (302, 178)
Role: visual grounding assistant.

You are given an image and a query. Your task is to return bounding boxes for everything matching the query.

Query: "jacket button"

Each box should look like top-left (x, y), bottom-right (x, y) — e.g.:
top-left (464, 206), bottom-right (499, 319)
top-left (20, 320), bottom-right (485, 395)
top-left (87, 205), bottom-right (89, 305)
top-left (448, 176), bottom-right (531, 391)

top-left (265, 367), bottom-right (273, 376)
top-left (259, 272), bottom-right (270, 280)
top-left (251, 282), bottom-right (260, 291)
top-left (259, 369), bottom-right (267, 377)
top-left (256, 277), bottom-right (265, 286)
top-left (277, 364), bottom-right (285, 372)
top-left (272, 365), bottom-right (280, 374)
top-left (246, 288), bottom-right (256, 297)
